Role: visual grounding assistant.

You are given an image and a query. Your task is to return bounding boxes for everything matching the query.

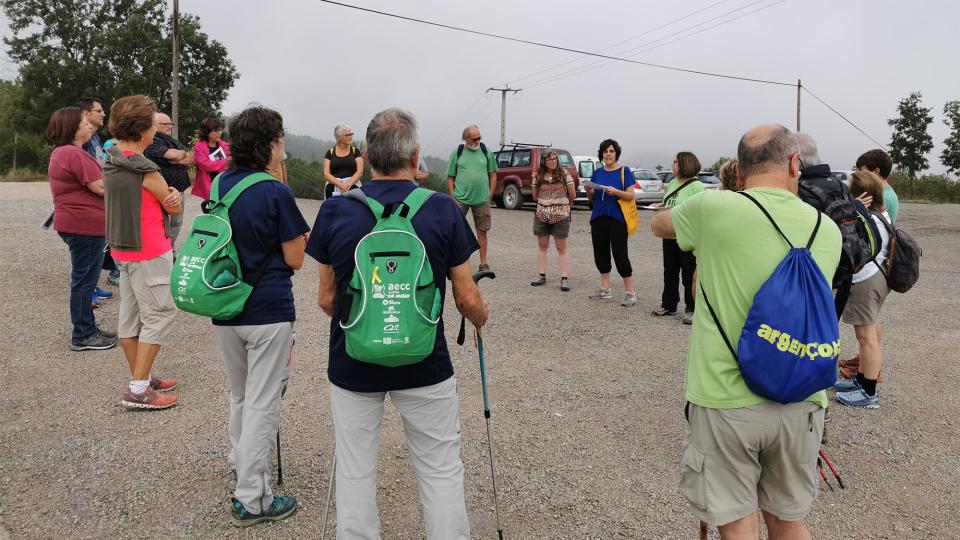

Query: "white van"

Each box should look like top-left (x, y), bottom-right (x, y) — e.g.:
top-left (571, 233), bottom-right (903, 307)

top-left (573, 155), bottom-right (601, 206)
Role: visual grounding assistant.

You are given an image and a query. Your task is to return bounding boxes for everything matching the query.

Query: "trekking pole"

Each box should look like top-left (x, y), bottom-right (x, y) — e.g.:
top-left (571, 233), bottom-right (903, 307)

top-left (321, 454), bottom-right (336, 538)
top-left (458, 271), bottom-right (504, 539)
top-left (277, 378), bottom-right (289, 485)
top-left (817, 457), bottom-right (834, 491)
top-left (819, 448), bottom-right (845, 489)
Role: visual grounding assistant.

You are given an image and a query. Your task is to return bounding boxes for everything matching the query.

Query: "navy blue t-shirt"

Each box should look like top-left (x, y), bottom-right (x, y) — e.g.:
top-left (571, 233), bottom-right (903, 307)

top-left (212, 167), bottom-right (310, 326)
top-left (590, 166), bottom-right (632, 223)
top-left (305, 179), bottom-right (479, 392)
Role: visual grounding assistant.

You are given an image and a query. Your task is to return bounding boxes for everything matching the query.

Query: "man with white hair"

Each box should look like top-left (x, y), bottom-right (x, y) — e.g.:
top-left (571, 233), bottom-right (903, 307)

top-left (145, 112), bottom-right (193, 248)
top-left (445, 124), bottom-right (498, 271)
top-left (308, 108), bottom-right (488, 539)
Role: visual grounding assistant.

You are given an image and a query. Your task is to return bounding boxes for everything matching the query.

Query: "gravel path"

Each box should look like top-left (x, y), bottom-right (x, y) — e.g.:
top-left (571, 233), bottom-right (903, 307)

top-left (1, 182), bottom-right (958, 539)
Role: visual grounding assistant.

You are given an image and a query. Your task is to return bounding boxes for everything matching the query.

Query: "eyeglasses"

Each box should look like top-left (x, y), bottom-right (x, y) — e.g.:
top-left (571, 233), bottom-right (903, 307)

top-left (89, 108), bottom-right (104, 114)
top-left (545, 156), bottom-right (558, 161)
top-left (158, 122), bottom-right (173, 126)
top-left (468, 136), bottom-right (482, 143)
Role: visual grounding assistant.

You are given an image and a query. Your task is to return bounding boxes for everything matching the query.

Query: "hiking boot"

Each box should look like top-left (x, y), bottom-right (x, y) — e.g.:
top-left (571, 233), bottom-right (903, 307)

top-left (107, 270), bottom-right (121, 286)
top-left (836, 387), bottom-right (879, 409)
top-left (94, 286), bottom-right (113, 299)
top-left (588, 288), bottom-right (612, 300)
top-left (530, 275), bottom-right (546, 287)
top-left (621, 292), bottom-right (637, 307)
top-left (71, 333), bottom-right (117, 351)
top-left (560, 278), bottom-right (570, 292)
top-left (121, 386), bottom-right (177, 410)
top-left (651, 307), bottom-right (676, 316)
top-left (230, 496), bottom-right (297, 527)
top-left (478, 264), bottom-right (490, 272)
top-left (833, 377), bottom-right (861, 393)
top-left (682, 311), bottom-right (694, 325)
top-left (150, 375), bottom-right (178, 392)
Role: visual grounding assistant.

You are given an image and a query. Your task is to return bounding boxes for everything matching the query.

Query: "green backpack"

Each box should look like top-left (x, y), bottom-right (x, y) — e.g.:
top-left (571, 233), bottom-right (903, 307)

top-left (340, 188), bottom-right (443, 367)
top-left (171, 172), bottom-right (278, 319)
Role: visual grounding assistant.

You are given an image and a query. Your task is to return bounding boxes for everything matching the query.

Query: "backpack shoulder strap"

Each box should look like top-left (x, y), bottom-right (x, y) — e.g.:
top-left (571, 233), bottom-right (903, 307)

top-left (456, 144), bottom-right (465, 159)
top-left (400, 187), bottom-right (434, 219)
top-left (620, 166), bottom-right (625, 189)
top-left (663, 177), bottom-right (695, 204)
top-left (211, 171), bottom-right (278, 209)
top-left (343, 188), bottom-right (386, 220)
top-left (699, 281), bottom-right (737, 361)
top-left (738, 191), bottom-right (794, 248)
top-left (479, 142), bottom-right (488, 158)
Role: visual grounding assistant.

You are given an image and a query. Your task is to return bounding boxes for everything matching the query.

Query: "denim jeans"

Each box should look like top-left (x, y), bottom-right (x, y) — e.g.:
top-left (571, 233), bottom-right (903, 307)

top-left (59, 232), bottom-right (106, 342)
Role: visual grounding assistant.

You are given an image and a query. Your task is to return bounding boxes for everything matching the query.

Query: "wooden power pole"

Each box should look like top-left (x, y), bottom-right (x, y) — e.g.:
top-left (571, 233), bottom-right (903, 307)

top-left (796, 79), bottom-right (802, 132)
top-left (487, 85), bottom-right (521, 148)
top-left (171, 0), bottom-right (180, 138)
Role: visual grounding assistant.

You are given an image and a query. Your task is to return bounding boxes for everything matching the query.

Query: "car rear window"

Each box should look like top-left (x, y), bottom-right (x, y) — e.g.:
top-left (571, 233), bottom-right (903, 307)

top-left (495, 151), bottom-right (512, 168)
top-left (579, 160), bottom-right (595, 178)
top-left (511, 150), bottom-right (531, 167)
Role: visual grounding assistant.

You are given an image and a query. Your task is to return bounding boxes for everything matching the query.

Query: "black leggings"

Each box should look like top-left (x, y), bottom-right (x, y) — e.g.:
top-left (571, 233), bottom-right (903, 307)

top-left (591, 217), bottom-right (632, 278)
top-left (661, 238), bottom-right (696, 312)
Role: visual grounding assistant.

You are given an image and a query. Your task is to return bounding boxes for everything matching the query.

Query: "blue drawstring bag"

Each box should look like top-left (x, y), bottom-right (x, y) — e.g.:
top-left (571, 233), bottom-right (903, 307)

top-left (701, 192), bottom-right (840, 404)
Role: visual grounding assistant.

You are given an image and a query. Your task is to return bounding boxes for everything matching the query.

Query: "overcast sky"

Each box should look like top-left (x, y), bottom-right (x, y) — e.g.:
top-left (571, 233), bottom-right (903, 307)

top-left (3, 0), bottom-right (959, 173)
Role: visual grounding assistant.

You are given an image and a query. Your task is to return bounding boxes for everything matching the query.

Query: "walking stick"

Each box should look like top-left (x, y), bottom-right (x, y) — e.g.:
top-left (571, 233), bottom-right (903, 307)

top-left (322, 454), bottom-right (336, 538)
top-left (458, 270), bottom-right (503, 539)
top-left (277, 377), bottom-right (289, 485)
top-left (819, 448), bottom-right (845, 489)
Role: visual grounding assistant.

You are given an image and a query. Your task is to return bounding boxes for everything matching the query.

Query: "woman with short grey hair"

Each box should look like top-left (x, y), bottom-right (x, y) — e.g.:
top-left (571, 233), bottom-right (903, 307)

top-left (323, 122), bottom-right (363, 199)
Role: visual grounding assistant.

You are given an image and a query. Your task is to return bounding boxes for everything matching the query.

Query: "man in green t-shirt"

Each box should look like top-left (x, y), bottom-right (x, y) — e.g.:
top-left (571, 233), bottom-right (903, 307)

top-left (652, 124), bottom-right (841, 537)
top-left (445, 125), bottom-right (498, 270)
top-left (856, 148), bottom-right (899, 223)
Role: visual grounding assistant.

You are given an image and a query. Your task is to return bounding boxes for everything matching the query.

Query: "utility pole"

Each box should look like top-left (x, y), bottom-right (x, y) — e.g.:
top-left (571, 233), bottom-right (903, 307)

top-left (487, 85), bottom-right (521, 148)
top-left (796, 79), bottom-right (801, 132)
top-left (171, 0), bottom-right (180, 138)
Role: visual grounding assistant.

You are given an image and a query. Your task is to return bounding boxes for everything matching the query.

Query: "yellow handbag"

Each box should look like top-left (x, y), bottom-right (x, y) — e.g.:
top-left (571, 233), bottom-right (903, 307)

top-left (618, 167), bottom-right (639, 235)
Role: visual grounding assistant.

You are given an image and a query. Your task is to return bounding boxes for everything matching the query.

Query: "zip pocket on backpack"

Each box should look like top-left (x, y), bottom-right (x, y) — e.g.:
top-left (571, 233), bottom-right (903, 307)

top-left (192, 229), bottom-right (219, 237)
top-left (369, 250), bottom-right (410, 261)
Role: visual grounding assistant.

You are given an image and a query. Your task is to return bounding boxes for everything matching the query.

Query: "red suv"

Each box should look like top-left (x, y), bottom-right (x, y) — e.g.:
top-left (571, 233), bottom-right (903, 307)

top-left (491, 145), bottom-right (580, 210)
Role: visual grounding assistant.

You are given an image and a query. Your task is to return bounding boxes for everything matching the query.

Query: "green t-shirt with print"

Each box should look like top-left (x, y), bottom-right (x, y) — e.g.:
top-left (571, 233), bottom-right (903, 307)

top-left (673, 188), bottom-right (842, 409)
top-left (883, 185), bottom-right (899, 223)
top-left (663, 178), bottom-right (705, 208)
top-left (445, 146), bottom-right (498, 206)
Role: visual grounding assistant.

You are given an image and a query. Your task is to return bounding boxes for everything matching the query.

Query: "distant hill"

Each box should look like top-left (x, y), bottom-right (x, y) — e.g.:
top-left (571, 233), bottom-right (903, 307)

top-left (285, 132), bottom-right (448, 173)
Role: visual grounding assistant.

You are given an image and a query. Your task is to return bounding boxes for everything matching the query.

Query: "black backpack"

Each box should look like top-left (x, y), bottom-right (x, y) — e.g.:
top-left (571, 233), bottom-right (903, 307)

top-left (873, 213), bottom-right (921, 293)
top-left (455, 142), bottom-right (489, 161)
top-left (798, 177), bottom-right (882, 316)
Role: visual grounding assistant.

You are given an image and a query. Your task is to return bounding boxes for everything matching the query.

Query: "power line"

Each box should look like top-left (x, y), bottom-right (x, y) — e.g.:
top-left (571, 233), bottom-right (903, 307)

top-left (524, 0), bottom-right (788, 91)
top-left (801, 86), bottom-right (887, 148)
top-left (316, 0), bottom-right (794, 87)
top-left (509, 0), bottom-right (735, 85)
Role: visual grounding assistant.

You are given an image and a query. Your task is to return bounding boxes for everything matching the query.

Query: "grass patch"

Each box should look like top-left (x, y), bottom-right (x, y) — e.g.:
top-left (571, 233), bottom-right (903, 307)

top-left (0, 168), bottom-right (46, 182)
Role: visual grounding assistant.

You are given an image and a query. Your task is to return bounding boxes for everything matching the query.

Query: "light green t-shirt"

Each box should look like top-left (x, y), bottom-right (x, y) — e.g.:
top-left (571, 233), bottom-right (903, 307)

top-left (673, 188), bottom-right (842, 409)
top-left (883, 185), bottom-right (900, 223)
top-left (663, 177), bottom-right (705, 208)
top-left (445, 146), bottom-right (498, 205)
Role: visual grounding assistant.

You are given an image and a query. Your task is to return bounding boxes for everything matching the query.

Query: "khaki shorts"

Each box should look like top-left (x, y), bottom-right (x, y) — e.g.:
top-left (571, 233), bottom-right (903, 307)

top-left (454, 200), bottom-right (492, 231)
top-left (842, 270), bottom-right (890, 326)
top-left (117, 251), bottom-right (176, 344)
top-left (680, 401), bottom-right (824, 526)
top-left (533, 218), bottom-right (570, 238)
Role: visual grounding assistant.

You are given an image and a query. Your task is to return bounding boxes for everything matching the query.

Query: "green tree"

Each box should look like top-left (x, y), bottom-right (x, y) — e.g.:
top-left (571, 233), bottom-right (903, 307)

top-left (705, 157), bottom-right (730, 172)
top-left (1, 0), bottom-right (239, 138)
top-left (940, 100), bottom-right (960, 176)
top-left (887, 92), bottom-right (933, 196)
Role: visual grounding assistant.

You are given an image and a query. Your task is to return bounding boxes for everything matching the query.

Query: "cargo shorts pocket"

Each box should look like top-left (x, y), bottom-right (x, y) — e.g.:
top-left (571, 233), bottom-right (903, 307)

top-left (680, 442), bottom-right (707, 511)
top-left (144, 274), bottom-right (175, 312)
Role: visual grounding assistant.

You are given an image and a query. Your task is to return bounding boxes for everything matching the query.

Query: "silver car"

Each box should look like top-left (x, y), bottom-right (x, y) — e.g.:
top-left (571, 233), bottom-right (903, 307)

top-left (633, 168), bottom-right (664, 203)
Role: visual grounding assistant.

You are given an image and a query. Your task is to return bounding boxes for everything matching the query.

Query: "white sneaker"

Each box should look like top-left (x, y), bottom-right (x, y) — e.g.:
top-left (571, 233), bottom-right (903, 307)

top-left (621, 292), bottom-right (637, 307)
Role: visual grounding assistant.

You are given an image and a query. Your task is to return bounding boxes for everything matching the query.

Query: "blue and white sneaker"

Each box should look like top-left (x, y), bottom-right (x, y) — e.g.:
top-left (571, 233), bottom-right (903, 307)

top-left (230, 496), bottom-right (297, 527)
top-left (833, 377), bottom-right (861, 393)
top-left (836, 387), bottom-right (880, 409)
top-left (95, 286), bottom-right (113, 299)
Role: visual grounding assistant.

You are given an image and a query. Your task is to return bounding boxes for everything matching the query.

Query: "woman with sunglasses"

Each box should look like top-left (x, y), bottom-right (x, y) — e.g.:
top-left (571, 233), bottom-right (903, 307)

top-left (323, 123), bottom-right (364, 199)
top-left (192, 116), bottom-right (232, 201)
top-left (530, 150), bottom-right (575, 291)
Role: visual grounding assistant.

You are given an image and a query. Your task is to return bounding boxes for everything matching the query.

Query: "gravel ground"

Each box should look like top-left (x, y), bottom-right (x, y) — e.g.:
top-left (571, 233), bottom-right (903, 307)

top-left (1, 182), bottom-right (958, 539)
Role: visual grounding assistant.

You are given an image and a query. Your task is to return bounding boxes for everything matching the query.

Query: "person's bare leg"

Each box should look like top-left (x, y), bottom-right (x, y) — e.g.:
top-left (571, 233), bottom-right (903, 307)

top-left (555, 236), bottom-right (569, 277)
top-left (623, 276), bottom-right (635, 295)
top-left (855, 323), bottom-right (881, 379)
top-left (762, 510), bottom-right (811, 540)
top-left (536, 235), bottom-right (549, 274)
top-left (718, 512), bottom-right (760, 540)
top-left (600, 272), bottom-right (611, 290)
top-left (477, 229), bottom-right (489, 267)
top-left (120, 337), bottom-right (138, 375)
top-left (132, 343), bottom-right (162, 381)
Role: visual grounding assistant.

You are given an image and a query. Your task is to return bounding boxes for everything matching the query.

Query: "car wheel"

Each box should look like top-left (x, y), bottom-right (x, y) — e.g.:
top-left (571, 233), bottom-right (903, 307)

top-left (502, 184), bottom-right (523, 210)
